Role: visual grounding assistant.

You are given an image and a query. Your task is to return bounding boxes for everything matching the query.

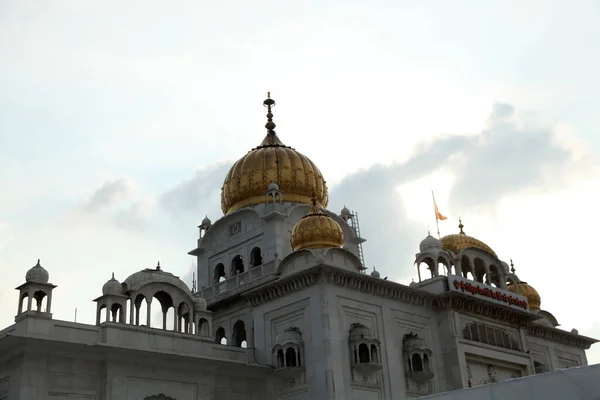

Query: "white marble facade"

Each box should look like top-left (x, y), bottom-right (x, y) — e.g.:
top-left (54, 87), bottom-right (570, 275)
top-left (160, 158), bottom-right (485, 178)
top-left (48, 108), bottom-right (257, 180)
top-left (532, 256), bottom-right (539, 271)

top-left (0, 99), bottom-right (597, 399)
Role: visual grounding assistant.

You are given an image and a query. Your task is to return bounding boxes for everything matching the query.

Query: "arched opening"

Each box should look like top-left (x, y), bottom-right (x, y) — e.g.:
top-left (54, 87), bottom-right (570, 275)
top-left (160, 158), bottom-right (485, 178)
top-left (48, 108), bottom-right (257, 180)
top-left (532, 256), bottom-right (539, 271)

top-left (285, 347), bottom-right (297, 367)
top-left (231, 255), bottom-right (244, 275)
top-left (370, 344), bottom-right (379, 363)
top-left (461, 256), bottom-right (474, 280)
top-left (489, 264), bottom-right (501, 287)
top-left (358, 343), bottom-right (370, 363)
top-left (153, 291), bottom-right (175, 330)
top-left (177, 302), bottom-right (191, 333)
top-left (250, 247), bottom-right (262, 268)
top-left (134, 294), bottom-right (149, 326)
top-left (110, 303), bottom-right (123, 322)
top-left (474, 258), bottom-right (486, 283)
top-left (423, 353), bottom-right (430, 371)
top-left (97, 304), bottom-right (107, 323)
top-left (412, 353), bottom-right (423, 372)
top-left (276, 349), bottom-right (284, 368)
top-left (198, 318), bottom-right (209, 336)
top-left (19, 292), bottom-right (29, 313)
top-left (438, 256), bottom-right (451, 275)
top-left (418, 261), bottom-right (432, 282)
top-left (33, 290), bottom-right (47, 312)
top-left (215, 327), bottom-right (226, 345)
top-left (232, 320), bottom-right (246, 347)
top-left (214, 263), bottom-right (226, 283)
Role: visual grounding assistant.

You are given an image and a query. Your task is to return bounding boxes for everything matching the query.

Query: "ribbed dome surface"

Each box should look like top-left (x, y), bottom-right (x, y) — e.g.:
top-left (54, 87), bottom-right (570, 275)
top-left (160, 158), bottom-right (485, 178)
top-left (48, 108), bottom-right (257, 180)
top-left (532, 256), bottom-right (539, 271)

top-left (221, 132), bottom-right (328, 215)
top-left (290, 198), bottom-right (344, 251)
top-left (507, 281), bottom-right (541, 311)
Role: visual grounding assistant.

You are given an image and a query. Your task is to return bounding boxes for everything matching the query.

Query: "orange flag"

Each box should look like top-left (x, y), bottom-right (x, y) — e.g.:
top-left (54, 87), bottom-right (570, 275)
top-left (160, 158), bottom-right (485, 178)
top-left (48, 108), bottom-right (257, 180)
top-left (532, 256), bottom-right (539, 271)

top-left (434, 198), bottom-right (447, 221)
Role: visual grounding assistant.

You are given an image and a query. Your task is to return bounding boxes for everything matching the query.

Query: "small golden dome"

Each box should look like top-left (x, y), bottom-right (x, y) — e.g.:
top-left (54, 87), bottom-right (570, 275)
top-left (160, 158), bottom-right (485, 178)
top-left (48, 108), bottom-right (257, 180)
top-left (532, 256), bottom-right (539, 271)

top-left (290, 196), bottom-right (344, 251)
top-left (441, 219), bottom-right (497, 258)
top-left (221, 93), bottom-right (328, 215)
top-left (507, 281), bottom-right (541, 311)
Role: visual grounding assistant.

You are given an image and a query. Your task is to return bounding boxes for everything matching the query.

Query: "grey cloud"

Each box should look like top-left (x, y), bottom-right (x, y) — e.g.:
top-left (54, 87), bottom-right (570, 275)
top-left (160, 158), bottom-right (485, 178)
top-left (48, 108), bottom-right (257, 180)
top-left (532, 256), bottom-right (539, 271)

top-left (160, 163), bottom-right (230, 215)
top-left (84, 180), bottom-right (134, 212)
top-left (329, 103), bottom-right (579, 280)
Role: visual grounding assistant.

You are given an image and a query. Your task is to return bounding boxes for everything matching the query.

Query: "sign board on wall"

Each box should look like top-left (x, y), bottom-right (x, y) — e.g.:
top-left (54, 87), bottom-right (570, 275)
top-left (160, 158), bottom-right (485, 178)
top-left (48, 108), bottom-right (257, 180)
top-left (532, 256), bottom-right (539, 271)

top-left (447, 274), bottom-right (529, 311)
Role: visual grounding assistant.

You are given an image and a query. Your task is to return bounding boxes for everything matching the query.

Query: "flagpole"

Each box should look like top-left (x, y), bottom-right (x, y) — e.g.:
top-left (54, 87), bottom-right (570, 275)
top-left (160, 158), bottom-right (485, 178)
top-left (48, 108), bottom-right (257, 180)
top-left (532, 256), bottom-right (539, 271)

top-left (432, 190), bottom-right (441, 239)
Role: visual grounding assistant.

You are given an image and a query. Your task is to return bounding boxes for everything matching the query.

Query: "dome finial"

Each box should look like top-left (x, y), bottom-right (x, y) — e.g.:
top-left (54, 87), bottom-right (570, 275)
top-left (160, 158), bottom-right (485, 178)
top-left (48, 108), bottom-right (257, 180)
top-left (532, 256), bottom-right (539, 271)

top-left (510, 258), bottom-right (515, 273)
top-left (263, 92), bottom-right (276, 134)
top-left (36, 259), bottom-right (41, 267)
top-left (458, 218), bottom-right (465, 234)
top-left (111, 272), bottom-right (115, 279)
top-left (310, 189), bottom-right (317, 206)
top-left (156, 261), bottom-right (161, 271)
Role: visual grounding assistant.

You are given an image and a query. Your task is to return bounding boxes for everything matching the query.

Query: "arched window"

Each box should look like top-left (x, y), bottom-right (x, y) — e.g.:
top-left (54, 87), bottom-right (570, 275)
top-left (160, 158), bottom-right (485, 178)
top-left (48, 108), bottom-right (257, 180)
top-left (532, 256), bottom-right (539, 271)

top-left (231, 255), bottom-right (244, 275)
top-left (358, 343), bottom-right (370, 363)
top-left (370, 344), bottom-right (378, 363)
top-left (214, 263), bottom-right (226, 283)
top-left (33, 290), bottom-right (47, 312)
top-left (277, 349), bottom-right (284, 368)
top-left (285, 347), bottom-right (297, 367)
top-left (250, 247), bottom-right (262, 268)
top-left (198, 318), bottom-right (209, 336)
top-left (412, 353), bottom-right (423, 372)
top-left (463, 323), bottom-right (521, 351)
top-left (216, 327), bottom-right (226, 345)
top-left (232, 320), bottom-right (246, 347)
top-left (423, 353), bottom-right (430, 371)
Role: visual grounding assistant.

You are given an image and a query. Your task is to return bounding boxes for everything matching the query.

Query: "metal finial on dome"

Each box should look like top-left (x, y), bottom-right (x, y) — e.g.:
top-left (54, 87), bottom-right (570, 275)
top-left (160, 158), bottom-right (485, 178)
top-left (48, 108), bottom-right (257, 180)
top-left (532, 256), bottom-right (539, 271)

top-left (111, 272), bottom-right (115, 279)
top-left (156, 261), bottom-right (161, 271)
top-left (458, 218), bottom-right (465, 234)
top-left (310, 189), bottom-right (317, 206)
top-left (263, 92), bottom-right (276, 134)
top-left (510, 258), bottom-right (515, 273)
top-left (36, 259), bottom-right (41, 267)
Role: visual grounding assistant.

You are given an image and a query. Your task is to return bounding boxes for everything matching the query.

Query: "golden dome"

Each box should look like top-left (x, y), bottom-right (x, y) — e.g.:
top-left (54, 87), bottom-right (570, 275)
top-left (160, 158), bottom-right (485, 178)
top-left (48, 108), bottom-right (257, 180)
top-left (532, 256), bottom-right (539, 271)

top-left (221, 94), bottom-right (328, 215)
top-left (507, 281), bottom-right (541, 311)
top-left (290, 196), bottom-right (344, 251)
top-left (441, 219), bottom-right (497, 258)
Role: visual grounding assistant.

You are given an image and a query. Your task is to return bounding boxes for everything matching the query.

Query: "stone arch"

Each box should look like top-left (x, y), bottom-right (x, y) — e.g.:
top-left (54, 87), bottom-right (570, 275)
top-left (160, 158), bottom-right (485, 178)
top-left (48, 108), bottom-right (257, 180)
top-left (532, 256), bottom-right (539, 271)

top-left (276, 349), bottom-right (284, 368)
top-left (232, 320), bottom-right (247, 347)
top-left (214, 263), bottom-right (226, 283)
top-left (216, 326), bottom-right (227, 345)
top-left (285, 347), bottom-right (297, 366)
top-left (134, 293), bottom-right (149, 326)
top-left (412, 353), bottom-right (423, 372)
top-left (250, 247), bottom-right (262, 268)
top-left (358, 343), bottom-right (370, 363)
top-left (198, 318), bottom-right (209, 336)
top-left (32, 290), bottom-right (48, 312)
top-left (231, 255), bottom-right (244, 275)
top-left (473, 257), bottom-right (486, 283)
top-left (110, 303), bottom-right (124, 323)
top-left (461, 255), bottom-right (474, 280)
top-left (19, 292), bottom-right (29, 314)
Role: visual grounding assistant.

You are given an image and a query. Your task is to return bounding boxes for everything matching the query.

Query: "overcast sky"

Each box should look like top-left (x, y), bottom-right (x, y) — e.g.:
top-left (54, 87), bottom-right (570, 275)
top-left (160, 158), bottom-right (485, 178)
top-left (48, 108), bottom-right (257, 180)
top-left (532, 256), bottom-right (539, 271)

top-left (1, 1), bottom-right (599, 363)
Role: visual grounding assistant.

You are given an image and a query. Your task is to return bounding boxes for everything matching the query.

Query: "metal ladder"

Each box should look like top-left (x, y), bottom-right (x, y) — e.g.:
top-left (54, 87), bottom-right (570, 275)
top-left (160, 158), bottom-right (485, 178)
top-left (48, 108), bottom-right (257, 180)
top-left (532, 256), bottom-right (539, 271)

top-left (351, 212), bottom-right (366, 269)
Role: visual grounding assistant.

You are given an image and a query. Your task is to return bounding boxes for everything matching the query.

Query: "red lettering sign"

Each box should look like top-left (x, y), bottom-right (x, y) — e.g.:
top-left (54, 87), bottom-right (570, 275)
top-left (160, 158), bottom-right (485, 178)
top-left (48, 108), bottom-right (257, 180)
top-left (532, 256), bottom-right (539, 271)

top-left (452, 279), bottom-right (529, 310)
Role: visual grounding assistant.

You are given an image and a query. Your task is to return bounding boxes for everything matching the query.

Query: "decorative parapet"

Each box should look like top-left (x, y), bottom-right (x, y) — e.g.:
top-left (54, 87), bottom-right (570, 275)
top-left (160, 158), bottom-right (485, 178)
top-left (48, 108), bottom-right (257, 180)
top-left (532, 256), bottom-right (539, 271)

top-left (526, 324), bottom-right (598, 350)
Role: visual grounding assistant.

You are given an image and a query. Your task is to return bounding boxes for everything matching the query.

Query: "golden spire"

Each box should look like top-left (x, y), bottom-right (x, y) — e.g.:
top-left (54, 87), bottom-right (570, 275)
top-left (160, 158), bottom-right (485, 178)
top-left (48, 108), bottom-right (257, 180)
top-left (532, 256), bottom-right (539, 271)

top-left (259, 92), bottom-right (284, 147)
top-left (458, 218), bottom-right (465, 234)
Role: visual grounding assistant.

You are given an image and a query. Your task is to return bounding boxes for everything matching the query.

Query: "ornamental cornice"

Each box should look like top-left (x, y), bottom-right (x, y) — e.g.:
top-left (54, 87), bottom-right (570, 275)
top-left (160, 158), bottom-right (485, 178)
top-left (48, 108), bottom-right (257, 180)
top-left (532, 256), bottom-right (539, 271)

top-left (526, 324), bottom-right (598, 350)
top-left (432, 292), bottom-right (535, 326)
top-left (243, 265), bottom-right (435, 307)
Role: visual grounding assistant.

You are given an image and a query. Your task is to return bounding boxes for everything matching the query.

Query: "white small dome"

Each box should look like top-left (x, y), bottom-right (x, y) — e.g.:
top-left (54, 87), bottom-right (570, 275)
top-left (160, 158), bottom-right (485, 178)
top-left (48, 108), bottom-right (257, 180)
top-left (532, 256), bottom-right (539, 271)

top-left (267, 182), bottom-right (280, 191)
top-left (340, 206), bottom-right (351, 217)
top-left (370, 267), bottom-right (381, 278)
top-left (201, 215), bottom-right (211, 226)
top-left (25, 259), bottom-right (49, 284)
top-left (419, 234), bottom-right (442, 252)
top-left (193, 296), bottom-right (207, 311)
top-left (276, 327), bottom-right (303, 345)
top-left (102, 273), bottom-right (122, 295)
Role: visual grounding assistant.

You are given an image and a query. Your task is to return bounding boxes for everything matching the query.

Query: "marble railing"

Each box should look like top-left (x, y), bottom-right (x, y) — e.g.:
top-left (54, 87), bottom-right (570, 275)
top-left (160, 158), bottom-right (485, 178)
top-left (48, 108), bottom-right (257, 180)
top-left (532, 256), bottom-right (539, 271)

top-left (200, 260), bottom-right (277, 301)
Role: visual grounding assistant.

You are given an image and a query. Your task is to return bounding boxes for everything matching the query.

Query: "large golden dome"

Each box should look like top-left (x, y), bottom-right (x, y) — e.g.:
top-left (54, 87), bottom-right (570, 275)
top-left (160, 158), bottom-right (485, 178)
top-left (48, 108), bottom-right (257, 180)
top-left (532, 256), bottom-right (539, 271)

top-left (221, 94), bottom-right (328, 215)
top-left (290, 196), bottom-right (344, 251)
top-left (507, 281), bottom-right (541, 311)
top-left (441, 220), bottom-right (497, 258)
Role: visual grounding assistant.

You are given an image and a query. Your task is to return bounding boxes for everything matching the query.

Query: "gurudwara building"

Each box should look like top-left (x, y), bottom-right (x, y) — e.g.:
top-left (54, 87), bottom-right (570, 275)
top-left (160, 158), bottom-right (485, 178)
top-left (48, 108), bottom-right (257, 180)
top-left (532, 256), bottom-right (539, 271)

top-left (0, 95), bottom-right (597, 400)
